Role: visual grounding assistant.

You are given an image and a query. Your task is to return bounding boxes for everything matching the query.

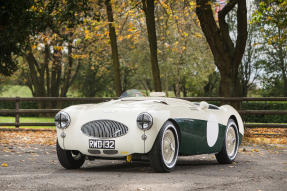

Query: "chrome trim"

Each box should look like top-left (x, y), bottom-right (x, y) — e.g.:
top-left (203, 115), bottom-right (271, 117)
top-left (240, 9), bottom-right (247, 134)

top-left (81, 120), bottom-right (128, 138)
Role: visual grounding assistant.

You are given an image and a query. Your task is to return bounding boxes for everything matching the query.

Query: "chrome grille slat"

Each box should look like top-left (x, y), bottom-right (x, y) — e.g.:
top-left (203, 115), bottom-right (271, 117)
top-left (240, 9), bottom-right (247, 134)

top-left (93, 123), bottom-right (98, 137)
top-left (103, 121), bottom-right (110, 136)
top-left (107, 121), bottom-right (113, 136)
top-left (99, 121), bottom-right (104, 137)
top-left (111, 121), bottom-right (116, 135)
top-left (81, 120), bottom-right (128, 138)
top-left (104, 121), bottom-right (110, 137)
top-left (91, 123), bottom-right (96, 137)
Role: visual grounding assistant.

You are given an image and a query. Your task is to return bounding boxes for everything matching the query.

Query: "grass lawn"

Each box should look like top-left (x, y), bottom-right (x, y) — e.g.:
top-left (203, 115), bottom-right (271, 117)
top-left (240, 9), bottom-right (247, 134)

top-left (0, 116), bottom-right (55, 129)
top-left (1, 85), bottom-right (177, 98)
top-left (0, 85), bottom-right (82, 97)
top-left (0, 85), bottom-right (33, 97)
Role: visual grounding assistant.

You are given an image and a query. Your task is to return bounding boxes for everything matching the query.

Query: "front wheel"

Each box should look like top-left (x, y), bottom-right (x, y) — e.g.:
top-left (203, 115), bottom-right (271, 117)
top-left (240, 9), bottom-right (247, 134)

top-left (150, 121), bottom-right (179, 173)
top-left (56, 140), bottom-right (85, 169)
top-left (216, 119), bottom-right (239, 164)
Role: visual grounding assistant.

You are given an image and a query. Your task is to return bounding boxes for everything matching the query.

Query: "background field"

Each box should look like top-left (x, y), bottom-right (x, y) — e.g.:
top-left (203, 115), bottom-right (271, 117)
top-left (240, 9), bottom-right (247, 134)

top-left (0, 116), bottom-right (55, 129)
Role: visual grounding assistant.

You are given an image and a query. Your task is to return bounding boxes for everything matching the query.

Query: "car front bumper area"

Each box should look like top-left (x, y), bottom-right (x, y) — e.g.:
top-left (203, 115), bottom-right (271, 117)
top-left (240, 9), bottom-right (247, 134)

top-left (56, 119), bottom-right (147, 158)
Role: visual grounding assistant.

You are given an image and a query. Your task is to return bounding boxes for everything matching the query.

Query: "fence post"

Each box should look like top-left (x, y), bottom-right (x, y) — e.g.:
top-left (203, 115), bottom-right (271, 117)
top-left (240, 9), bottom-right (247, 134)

top-left (15, 97), bottom-right (20, 128)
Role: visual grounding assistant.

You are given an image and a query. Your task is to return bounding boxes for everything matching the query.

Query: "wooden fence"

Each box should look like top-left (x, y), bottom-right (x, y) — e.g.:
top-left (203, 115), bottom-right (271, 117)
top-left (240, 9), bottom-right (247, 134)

top-left (0, 97), bottom-right (287, 129)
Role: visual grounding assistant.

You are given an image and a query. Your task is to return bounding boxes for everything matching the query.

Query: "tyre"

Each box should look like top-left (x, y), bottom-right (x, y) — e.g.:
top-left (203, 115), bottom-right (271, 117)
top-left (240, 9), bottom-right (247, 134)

top-left (56, 140), bottom-right (85, 169)
top-left (150, 121), bottom-right (179, 173)
top-left (216, 119), bottom-right (239, 164)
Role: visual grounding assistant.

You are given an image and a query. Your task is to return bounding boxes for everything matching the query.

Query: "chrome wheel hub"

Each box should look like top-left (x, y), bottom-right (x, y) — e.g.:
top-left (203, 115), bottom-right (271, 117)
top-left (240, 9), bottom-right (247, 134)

top-left (162, 129), bottom-right (176, 165)
top-left (226, 126), bottom-right (236, 157)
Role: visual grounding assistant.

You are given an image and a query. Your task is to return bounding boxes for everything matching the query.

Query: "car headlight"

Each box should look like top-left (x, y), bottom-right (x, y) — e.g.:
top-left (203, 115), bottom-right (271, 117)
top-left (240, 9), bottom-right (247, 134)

top-left (55, 111), bottom-right (71, 129)
top-left (137, 112), bottom-right (153, 130)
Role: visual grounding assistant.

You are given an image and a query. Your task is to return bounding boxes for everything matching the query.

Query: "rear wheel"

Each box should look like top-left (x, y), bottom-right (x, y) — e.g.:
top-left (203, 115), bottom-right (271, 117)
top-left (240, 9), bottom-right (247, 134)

top-left (151, 121), bottom-right (179, 172)
top-left (216, 119), bottom-right (239, 164)
top-left (56, 140), bottom-right (85, 169)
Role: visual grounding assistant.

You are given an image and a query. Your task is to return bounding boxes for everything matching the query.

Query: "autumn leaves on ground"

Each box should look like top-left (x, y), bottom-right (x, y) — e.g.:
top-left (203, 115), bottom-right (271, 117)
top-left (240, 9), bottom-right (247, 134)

top-left (0, 130), bottom-right (56, 146)
top-left (0, 128), bottom-right (286, 168)
top-left (0, 128), bottom-right (286, 148)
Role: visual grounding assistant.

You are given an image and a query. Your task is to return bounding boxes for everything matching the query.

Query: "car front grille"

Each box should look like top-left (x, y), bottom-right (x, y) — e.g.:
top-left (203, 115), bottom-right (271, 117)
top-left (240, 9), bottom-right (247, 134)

top-left (81, 120), bottom-right (128, 138)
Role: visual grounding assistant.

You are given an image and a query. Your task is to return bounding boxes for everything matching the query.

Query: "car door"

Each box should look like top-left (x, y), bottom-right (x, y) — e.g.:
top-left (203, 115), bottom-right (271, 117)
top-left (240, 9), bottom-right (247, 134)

top-left (176, 102), bottom-right (225, 155)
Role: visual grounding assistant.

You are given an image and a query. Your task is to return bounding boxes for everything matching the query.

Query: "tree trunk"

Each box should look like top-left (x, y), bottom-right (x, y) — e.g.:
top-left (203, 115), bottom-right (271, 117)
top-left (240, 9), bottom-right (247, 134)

top-left (25, 47), bottom-right (46, 97)
top-left (172, 84), bottom-right (176, 96)
top-left (218, 63), bottom-right (242, 108)
top-left (51, 49), bottom-right (62, 98)
top-left (24, 38), bottom-right (79, 103)
top-left (283, 72), bottom-right (287, 97)
top-left (164, 70), bottom-right (169, 97)
top-left (196, 0), bottom-right (247, 108)
top-left (218, 64), bottom-right (241, 97)
top-left (142, 0), bottom-right (162, 92)
top-left (105, 0), bottom-right (122, 97)
top-left (241, 82), bottom-right (248, 97)
top-left (61, 39), bottom-right (73, 97)
top-left (25, 46), bottom-right (47, 111)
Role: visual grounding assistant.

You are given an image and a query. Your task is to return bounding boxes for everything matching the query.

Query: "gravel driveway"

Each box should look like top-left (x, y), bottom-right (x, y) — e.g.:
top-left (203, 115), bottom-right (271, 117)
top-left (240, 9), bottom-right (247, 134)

top-left (0, 142), bottom-right (287, 191)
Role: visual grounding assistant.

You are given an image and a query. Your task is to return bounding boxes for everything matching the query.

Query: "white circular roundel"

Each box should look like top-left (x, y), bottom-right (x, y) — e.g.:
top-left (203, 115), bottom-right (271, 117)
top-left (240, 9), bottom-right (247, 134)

top-left (206, 114), bottom-right (219, 147)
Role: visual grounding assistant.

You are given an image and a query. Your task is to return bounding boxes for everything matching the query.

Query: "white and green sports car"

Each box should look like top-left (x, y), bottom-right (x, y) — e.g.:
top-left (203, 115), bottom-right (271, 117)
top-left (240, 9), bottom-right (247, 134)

top-left (55, 93), bottom-right (244, 172)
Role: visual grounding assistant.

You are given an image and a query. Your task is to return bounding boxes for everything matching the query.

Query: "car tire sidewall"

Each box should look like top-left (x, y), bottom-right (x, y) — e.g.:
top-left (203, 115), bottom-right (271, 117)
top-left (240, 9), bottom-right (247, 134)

top-left (56, 140), bottom-right (85, 169)
top-left (160, 123), bottom-right (179, 169)
top-left (225, 120), bottom-right (239, 161)
top-left (151, 121), bottom-right (179, 172)
top-left (215, 119), bottom-right (240, 164)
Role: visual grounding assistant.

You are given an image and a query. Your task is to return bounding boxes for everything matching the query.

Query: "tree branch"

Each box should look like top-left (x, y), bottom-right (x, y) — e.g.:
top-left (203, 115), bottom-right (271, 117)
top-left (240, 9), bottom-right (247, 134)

top-left (233, 0), bottom-right (248, 66)
top-left (218, 0), bottom-right (238, 57)
top-left (196, 0), bottom-right (230, 70)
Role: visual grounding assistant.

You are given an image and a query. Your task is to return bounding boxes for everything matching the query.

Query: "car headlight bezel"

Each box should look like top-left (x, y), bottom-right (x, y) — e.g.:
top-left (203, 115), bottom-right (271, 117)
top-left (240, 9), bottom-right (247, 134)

top-left (55, 111), bottom-right (71, 129)
top-left (137, 112), bottom-right (153, 130)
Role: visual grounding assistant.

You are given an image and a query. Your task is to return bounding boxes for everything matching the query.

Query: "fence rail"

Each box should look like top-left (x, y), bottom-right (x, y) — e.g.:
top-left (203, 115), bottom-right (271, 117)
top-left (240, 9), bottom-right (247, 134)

top-left (0, 97), bottom-right (286, 129)
top-left (1, 97), bottom-right (287, 102)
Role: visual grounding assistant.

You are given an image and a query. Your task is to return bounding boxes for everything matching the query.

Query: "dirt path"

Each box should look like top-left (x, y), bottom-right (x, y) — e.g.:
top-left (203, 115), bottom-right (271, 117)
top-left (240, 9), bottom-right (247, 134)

top-left (0, 142), bottom-right (287, 191)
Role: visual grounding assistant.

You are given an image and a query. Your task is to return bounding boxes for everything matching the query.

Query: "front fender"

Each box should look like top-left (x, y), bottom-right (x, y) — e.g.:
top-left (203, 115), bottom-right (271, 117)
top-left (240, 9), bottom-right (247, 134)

top-left (220, 105), bottom-right (244, 136)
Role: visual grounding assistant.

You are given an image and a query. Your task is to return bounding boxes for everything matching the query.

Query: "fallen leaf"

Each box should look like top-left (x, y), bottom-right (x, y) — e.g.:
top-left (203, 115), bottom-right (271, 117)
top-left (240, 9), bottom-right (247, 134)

top-left (1, 163), bottom-right (8, 167)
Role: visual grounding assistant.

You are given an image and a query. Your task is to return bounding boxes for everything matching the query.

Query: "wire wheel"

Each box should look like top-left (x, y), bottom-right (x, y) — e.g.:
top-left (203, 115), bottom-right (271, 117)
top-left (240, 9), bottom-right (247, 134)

top-left (162, 129), bottom-right (176, 167)
top-left (226, 126), bottom-right (237, 157)
top-left (151, 121), bottom-right (179, 172)
top-left (215, 119), bottom-right (239, 164)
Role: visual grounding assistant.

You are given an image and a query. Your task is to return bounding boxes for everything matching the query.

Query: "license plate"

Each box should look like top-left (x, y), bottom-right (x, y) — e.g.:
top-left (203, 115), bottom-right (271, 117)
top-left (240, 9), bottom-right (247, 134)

top-left (89, 139), bottom-right (115, 149)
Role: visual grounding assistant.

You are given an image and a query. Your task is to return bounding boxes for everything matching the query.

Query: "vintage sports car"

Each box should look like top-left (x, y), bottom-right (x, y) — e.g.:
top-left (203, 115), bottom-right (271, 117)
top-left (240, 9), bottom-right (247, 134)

top-left (55, 92), bottom-right (244, 172)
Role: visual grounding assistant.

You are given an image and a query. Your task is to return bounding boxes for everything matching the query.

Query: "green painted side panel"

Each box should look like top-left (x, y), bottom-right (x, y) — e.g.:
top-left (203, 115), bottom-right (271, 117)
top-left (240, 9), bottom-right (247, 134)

top-left (174, 118), bottom-right (226, 155)
top-left (239, 133), bottom-right (243, 145)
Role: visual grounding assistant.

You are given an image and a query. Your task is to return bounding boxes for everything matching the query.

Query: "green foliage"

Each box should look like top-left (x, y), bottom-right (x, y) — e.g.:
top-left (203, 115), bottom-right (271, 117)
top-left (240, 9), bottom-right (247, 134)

top-left (0, 0), bottom-right (34, 75)
top-left (241, 102), bottom-right (287, 123)
top-left (0, 0), bottom-right (90, 77)
top-left (259, 77), bottom-right (285, 97)
top-left (252, 0), bottom-right (287, 96)
top-left (203, 71), bottom-right (220, 96)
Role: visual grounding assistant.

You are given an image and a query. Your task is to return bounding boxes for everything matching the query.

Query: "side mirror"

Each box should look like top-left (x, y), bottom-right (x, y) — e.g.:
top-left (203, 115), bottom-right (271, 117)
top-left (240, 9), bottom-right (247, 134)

top-left (199, 101), bottom-right (209, 110)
